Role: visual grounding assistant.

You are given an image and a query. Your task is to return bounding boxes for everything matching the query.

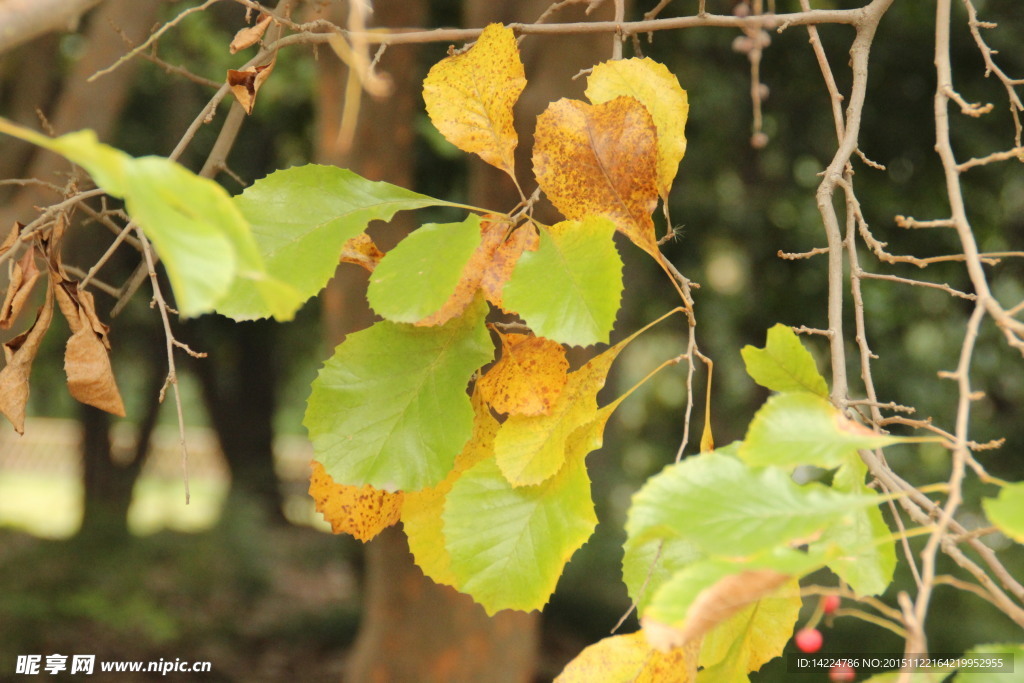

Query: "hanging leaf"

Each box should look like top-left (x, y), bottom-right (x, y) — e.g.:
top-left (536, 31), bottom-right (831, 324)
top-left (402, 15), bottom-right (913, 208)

top-left (308, 460), bottom-right (403, 542)
top-left (423, 23), bottom-right (525, 181)
top-left (626, 451), bottom-right (877, 557)
top-left (221, 164), bottom-right (455, 320)
top-left (54, 280), bottom-right (125, 417)
top-left (478, 332), bottom-right (569, 417)
top-left (227, 57), bottom-right (276, 115)
top-left (585, 57), bottom-right (689, 199)
top-left (555, 631), bottom-right (698, 683)
top-left (402, 392), bottom-right (498, 588)
top-left (443, 453), bottom-right (597, 614)
top-left (816, 458), bottom-right (895, 596)
top-left (740, 324), bottom-right (829, 397)
top-left (740, 392), bottom-right (909, 471)
top-left (0, 285), bottom-right (54, 434)
top-left (698, 579), bottom-right (801, 675)
top-left (982, 482), bottom-right (1024, 544)
top-left (502, 217), bottom-right (623, 346)
top-left (304, 297), bottom-right (492, 492)
top-left (367, 214), bottom-right (483, 325)
top-left (0, 120), bottom-right (301, 320)
top-left (0, 245), bottom-right (42, 329)
top-left (230, 13), bottom-right (272, 53)
top-left (533, 97), bottom-right (659, 255)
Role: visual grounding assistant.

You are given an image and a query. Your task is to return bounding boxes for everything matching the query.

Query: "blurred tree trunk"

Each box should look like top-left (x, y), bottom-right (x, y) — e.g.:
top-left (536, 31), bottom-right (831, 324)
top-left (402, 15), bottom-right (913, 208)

top-left (312, 1), bottom-right (539, 681)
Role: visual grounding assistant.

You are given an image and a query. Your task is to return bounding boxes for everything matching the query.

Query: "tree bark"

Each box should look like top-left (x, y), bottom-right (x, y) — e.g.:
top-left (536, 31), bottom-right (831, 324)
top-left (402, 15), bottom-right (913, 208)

top-left (311, 1), bottom-right (538, 681)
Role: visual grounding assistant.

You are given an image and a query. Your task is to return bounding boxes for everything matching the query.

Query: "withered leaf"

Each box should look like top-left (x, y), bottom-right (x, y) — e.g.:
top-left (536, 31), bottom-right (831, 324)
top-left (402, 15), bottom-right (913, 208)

top-left (309, 460), bottom-right (404, 541)
top-left (228, 57), bottom-right (276, 115)
top-left (1, 245), bottom-right (42, 329)
top-left (0, 284), bottom-right (54, 434)
top-left (230, 13), bottom-right (272, 54)
top-left (0, 223), bottom-right (21, 258)
top-left (339, 232), bottom-right (385, 273)
top-left (533, 97), bottom-right (660, 256)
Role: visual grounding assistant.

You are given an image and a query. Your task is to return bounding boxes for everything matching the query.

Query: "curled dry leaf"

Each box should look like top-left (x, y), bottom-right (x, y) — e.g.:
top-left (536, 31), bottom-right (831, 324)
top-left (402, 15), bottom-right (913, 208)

top-left (339, 232), bottom-right (385, 272)
top-left (54, 278), bottom-right (125, 417)
top-left (533, 97), bottom-right (660, 256)
top-left (422, 23), bottom-right (525, 181)
top-left (642, 569), bottom-right (790, 651)
top-left (309, 460), bottom-right (404, 542)
top-left (1, 245), bottom-right (42, 329)
top-left (478, 332), bottom-right (569, 416)
top-left (228, 57), bottom-right (276, 115)
top-left (0, 283), bottom-right (54, 434)
top-left (229, 13), bottom-right (272, 54)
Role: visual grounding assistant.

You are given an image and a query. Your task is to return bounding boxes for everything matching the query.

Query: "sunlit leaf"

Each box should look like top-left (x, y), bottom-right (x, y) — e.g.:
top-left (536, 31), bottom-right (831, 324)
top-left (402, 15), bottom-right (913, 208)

top-left (626, 451), bottom-right (876, 556)
top-left (423, 23), bottom-right (525, 180)
top-left (304, 297), bottom-right (492, 492)
top-left (983, 482), bottom-right (1024, 544)
top-left (223, 164), bottom-right (454, 320)
top-left (533, 97), bottom-right (659, 255)
top-left (555, 631), bottom-right (697, 683)
top-left (367, 215), bottom-right (483, 324)
top-left (740, 323), bottom-right (829, 397)
top-left (478, 332), bottom-right (569, 416)
top-left (502, 217), bottom-right (623, 346)
top-left (585, 57), bottom-right (689, 199)
top-left (622, 535), bottom-right (703, 616)
top-left (444, 454), bottom-right (596, 614)
top-left (402, 393), bottom-right (497, 587)
top-left (308, 460), bottom-right (403, 542)
top-left (740, 392), bottom-right (907, 470)
top-left (816, 458), bottom-right (895, 596)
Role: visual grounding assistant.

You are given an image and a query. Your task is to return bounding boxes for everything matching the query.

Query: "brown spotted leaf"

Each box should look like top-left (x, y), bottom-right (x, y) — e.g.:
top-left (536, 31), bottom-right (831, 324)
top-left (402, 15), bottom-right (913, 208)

top-left (339, 232), bottom-right (385, 273)
top-left (480, 220), bottom-right (538, 311)
top-left (555, 631), bottom-right (697, 683)
top-left (309, 460), bottom-right (404, 541)
top-left (1, 245), bottom-right (42, 329)
top-left (0, 284), bottom-right (54, 434)
top-left (533, 97), bottom-right (659, 255)
top-left (478, 332), bottom-right (568, 416)
top-left (423, 23), bottom-right (525, 180)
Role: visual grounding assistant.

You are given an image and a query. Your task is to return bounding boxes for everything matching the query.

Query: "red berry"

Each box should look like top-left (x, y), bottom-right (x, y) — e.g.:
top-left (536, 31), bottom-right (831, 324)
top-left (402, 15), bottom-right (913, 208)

top-left (794, 627), bottom-right (823, 653)
top-left (822, 595), bottom-right (841, 614)
top-left (829, 664), bottom-right (855, 681)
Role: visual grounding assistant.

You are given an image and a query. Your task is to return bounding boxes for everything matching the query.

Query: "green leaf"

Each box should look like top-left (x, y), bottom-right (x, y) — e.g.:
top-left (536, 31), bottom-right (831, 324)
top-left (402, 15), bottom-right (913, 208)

top-left (444, 454), bottom-right (597, 614)
top-left (741, 323), bottom-right (829, 397)
top-left (699, 578), bottom-right (801, 675)
top-left (0, 122), bottom-right (300, 319)
top-left (622, 535), bottom-right (703, 615)
top-left (626, 451), bottom-right (876, 557)
top-left (220, 164), bottom-right (454, 320)
top-left (740, 392), bottom-right (906, 470)
top-left (367, 214), bottom-right (482, 323)
top-left (817, 459), bottom-right (895, 596)
top-left (503, 216), bottom-right (623, 346)
top-left (983, 482), bottom-right (1024, 544)
top-left (304, 297), bottom-right (493, 492)
top-left (952, 643), bottom-right (1023, 681)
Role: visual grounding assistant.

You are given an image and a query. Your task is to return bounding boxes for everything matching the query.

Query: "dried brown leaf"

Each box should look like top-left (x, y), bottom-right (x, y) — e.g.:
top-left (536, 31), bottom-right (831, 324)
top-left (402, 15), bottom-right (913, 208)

top-left (229, 13), bottom-right (272, 54)
top-left (0, 284), bottom-right (54, 434)
top-left (228, 57), bottom-right (276, 115)
top-left (339, 232), bottom-right (385, 273)
top-left (1, 245), bottom-right (42, 329)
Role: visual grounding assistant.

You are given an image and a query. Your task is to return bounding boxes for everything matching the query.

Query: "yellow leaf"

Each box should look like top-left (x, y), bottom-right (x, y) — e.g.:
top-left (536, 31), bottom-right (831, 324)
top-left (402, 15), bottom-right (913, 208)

top-left (480, 220), bottom-right (537, 312)
top-left (494, 336), bottom-right (626, 486)
top-left (402, 393), bottom-right (498, 587)
top-left (555, 631), bottom-right (698, 683)
top-left (338, 232), bottom-right (384, 273)
top-left (309, 461), bottom-right (404, 542)
top-left (478, 332), bottom-right (568, 416)
top-left (422, 23), bottom-right (525, 181)
top-left (586, 58), bottom-right (689, 199)
top-left (533, 97), bottom-right (659, 256)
